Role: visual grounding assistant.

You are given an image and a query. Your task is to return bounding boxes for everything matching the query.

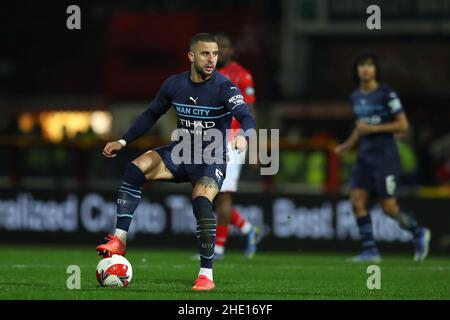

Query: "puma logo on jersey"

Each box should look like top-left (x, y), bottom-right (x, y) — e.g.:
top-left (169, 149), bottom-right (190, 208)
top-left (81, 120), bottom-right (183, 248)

top-left (230, 86), bottom-right (238, 90)
top-left (189, 96), bottom-right (199, 105)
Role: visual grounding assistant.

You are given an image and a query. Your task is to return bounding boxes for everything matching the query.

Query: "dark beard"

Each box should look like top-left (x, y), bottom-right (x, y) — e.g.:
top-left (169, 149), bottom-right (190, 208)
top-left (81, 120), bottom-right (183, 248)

top-left (194, 62), bottom-right (214, 80)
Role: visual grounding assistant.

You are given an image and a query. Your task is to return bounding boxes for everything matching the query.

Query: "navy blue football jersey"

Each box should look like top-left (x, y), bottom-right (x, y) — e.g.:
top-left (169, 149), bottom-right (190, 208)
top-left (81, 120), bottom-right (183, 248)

top-left (350, 83), bottom-right (404, 153)
top-left (122, 71), bottom-right (256, 163)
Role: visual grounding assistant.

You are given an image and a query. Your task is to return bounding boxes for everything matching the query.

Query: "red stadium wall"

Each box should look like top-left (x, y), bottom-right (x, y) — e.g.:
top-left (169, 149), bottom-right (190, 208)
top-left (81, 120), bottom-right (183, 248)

top-left (104, 11), bottom-right (267, 101)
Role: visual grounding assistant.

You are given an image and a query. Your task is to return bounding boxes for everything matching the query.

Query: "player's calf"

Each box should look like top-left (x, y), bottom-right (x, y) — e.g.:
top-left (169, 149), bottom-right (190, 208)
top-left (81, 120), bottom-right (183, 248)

top-left (351, 209), bottom-right (381, 263)
top-left (192, 196), bottom-right (216, 289)
top-left (96, 162), bottom-right (147, 257)
top-left (116, 163), bottom-right (147, 233)
top-left (381, 200), bottom-right (420, 236)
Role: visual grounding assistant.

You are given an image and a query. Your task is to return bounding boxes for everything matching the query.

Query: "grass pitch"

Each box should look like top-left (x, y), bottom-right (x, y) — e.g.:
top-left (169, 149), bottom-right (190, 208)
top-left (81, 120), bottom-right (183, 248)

top-left (0, 245), bottom-right (449, 300)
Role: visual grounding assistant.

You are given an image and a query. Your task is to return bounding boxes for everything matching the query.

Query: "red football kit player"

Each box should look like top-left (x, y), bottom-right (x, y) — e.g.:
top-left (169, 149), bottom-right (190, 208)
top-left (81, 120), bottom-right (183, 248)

top-left (214, 33), bottom-right (262, 259)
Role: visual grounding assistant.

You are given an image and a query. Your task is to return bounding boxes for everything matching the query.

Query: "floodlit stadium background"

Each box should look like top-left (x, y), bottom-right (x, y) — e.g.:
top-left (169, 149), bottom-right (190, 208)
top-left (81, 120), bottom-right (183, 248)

top-left (1, 0), bottom-right (450, 255)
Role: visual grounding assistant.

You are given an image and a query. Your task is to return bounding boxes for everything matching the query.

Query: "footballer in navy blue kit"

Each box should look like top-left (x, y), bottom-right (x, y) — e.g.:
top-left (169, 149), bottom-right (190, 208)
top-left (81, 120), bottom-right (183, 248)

top-left (96, 33), bottom-right (256, 291)
top-left (335, 52), bottom-right (431, 263)
top-left (350, 83), bottom-right (403, 199)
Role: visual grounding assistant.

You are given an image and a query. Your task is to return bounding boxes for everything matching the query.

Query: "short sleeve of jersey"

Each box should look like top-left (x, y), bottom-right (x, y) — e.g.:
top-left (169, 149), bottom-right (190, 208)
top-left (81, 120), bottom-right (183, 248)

top-left (220, 82), bottom-right (247, 111)
top-left (385, 90), bottom-right (404, 115)
top-left (238, 72), bottom-right (256, 104)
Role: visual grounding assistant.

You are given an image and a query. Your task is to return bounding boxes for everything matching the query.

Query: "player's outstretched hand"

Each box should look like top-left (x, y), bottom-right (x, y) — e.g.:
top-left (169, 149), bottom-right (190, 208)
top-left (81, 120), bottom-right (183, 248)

top-left (232, 135), bottom-right (248, 153)
top-left (103, 141), bottom-right (125, 158)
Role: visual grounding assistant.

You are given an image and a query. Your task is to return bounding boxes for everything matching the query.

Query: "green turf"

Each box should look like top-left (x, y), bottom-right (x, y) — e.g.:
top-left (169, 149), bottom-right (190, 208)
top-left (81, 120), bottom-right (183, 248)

top-left (0, 245), bottom-right (449, 299)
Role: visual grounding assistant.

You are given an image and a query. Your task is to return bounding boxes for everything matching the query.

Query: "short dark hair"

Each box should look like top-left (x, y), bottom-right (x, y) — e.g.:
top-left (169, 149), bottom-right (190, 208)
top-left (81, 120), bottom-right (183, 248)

top-left (351, 51), bottom-right (382, 85)
top-left (189, 33), bottom-right (218, 51)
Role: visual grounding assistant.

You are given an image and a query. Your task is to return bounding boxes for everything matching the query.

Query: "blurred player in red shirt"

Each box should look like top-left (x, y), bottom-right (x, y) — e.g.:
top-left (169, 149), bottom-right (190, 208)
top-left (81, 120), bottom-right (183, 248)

top-left (214, 32), bottom-right (263, 259)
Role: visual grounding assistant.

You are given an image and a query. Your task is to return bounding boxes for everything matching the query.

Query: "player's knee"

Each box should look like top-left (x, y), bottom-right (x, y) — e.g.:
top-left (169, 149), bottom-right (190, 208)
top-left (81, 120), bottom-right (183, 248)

top-left (351, 194), bottom-right (367, 214)
top-left (131, 159), bottom-right (147, 173)
top-left (123, 161), bottom-right (147, 186)
top-left (192, 177), bottom-right (219, 201)
top-left (131, 150), bottom-right (162, 173)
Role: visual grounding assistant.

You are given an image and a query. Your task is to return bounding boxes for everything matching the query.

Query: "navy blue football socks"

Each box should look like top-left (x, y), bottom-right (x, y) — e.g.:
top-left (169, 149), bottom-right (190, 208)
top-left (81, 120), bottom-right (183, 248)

top-left (192, 196), bottom-right (216, 269)
top-left (115, 162), bottom-right (147, 232)
top-left (356, 214), bottom-right (377, 251)
top-left (392, 211), bottom-right (420, 237)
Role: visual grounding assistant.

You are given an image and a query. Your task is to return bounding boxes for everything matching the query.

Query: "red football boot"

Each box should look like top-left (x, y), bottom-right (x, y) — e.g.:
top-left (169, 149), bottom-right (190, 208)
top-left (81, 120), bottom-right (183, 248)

top-left (96, 234), bottom-right (126, 257)
top-left (192, 275), bottom-right (215, 291)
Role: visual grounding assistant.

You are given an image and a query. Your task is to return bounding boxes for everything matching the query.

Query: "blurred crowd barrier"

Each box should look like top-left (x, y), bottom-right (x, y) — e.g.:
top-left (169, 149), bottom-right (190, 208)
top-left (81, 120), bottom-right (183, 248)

top-left (0, 131), bottom-right (448, 198)
top-left (2, 98), bottom-right (448, 196)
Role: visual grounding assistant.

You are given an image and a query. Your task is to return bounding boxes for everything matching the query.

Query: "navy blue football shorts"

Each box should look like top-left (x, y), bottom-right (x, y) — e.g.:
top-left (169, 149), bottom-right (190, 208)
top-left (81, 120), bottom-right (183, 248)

top-left (153, 142), bottom-right (227, 189)
top-left (350, 150), bottom-right (401, 199)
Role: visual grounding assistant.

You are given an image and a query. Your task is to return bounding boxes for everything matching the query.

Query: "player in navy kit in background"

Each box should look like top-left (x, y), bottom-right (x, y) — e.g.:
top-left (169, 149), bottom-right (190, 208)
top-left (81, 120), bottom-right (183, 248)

top-left (335, 52), bottom-right (431, 262)
top-left (96, 33), bottom-right (256, 291)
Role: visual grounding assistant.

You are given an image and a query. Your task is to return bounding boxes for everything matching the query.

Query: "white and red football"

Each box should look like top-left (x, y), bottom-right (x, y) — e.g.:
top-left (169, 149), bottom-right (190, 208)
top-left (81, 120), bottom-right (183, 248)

top-left (96, 254), bottom-right (133, 287)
